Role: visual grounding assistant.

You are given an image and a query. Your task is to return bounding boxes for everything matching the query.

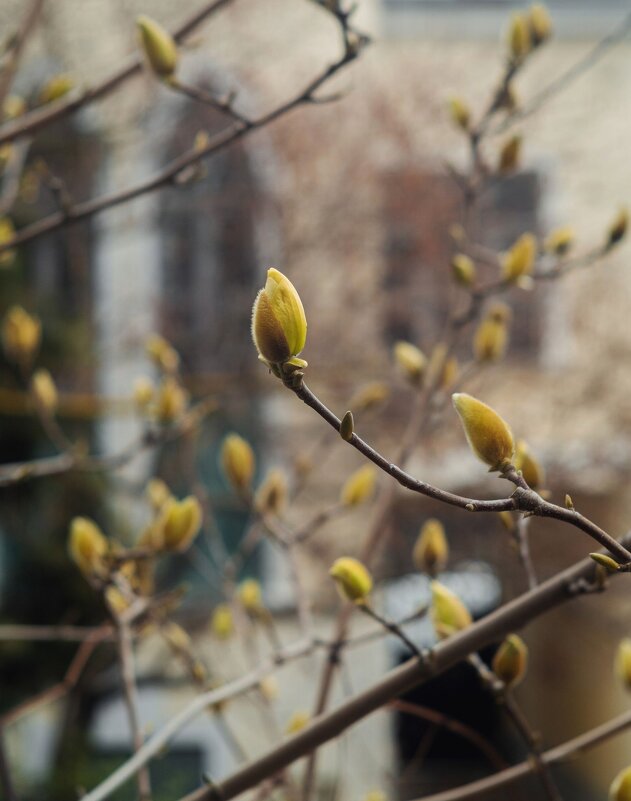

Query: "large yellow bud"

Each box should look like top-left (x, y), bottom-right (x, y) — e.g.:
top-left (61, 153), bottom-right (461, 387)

top-left (251, 268), bottom-right (307, 367)
top-left (452, 393), bottom-right (514, 471)
top-left (329, 556), bottom-right (373, 603)
top-left (137, 16), bottom-right (178, 79)
top-left (431, 581), bottom-right (472, 639)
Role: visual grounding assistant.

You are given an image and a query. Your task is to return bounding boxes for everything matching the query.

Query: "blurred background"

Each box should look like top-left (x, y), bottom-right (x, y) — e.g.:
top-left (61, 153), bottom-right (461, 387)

top-left (1, 0), bottom-right (631, 799)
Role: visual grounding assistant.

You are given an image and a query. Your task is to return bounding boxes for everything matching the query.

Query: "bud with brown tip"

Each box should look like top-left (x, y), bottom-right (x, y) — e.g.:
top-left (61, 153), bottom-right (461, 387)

top-left (68, 517), bottom-right (108, 578)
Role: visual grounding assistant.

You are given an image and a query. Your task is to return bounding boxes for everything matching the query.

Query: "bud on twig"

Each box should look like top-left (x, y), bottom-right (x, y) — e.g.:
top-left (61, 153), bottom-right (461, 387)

top-left (0, 217), bottom-right (16, 267)
top-left (160, 496), bottom-right (202, 552)
top-left (413, 518), bottom-right (449, 576)
top-left (2, 306), bottom-right (41, 367)
top-left (544, 226), bottom-right (574, 256)
top-left (329, 556), bottom-right (373, 603)
top-left (68, 517), bottom-right (108, 577)
top-left (451, 254), bottom-right (476, 287)
top-left (514, 439), bottom-right (545, 490)
top-left (393, 341), bottom-right (427, 385)
top-left (452, 393), bottom-right (515, 471)
top-left (340, 410), bottom-right (355, 441)
top-left (211, 604), bottom-right (234, 639)
top-left (498, 135), bottom-right (522, 174)
top-left (252, 268), bottom-right (307, 369)
top-left (447, 97), bottom-right (470, 131)
top-left (606, 207), bottom-right (629, 250)
top-left (255, 469), bottom-right (288, 516)
top-left (221, 433), bottom-right (255, 492)
top-left (615, 639), bottom-right (631, 690)
top-left (38, 74), bottom-right (74, 105)
top-left (528, 3), bottom-right (553, 47)
top-left (238, 578), bottom-right (264, 614)
top-left (492, 633), bottom-right (528, 687)
top-left (431, 581), bottom-right (472, 639)
top-left (502, 233), bottom-right (536, 282)
top-left (589, 553), bottom-right (619, 573)
top-left (474, 304), bottom-right (510, 363)
top-left (137, 16), bottom-right (179, 79)
top-left (610, 766), bottom-right (631, 801)
top-left (508, 13), bottom-right (532, 64)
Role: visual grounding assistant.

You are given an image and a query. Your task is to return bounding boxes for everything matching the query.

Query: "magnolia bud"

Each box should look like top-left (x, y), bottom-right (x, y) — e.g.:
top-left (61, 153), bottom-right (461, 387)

top-left (413, 518), bottom-right (449, 576)
top-left (211, 604), bottom-right (234, 639)
top-left (31, 368), bottom-right (58, 414)
top-left (133, 376), bottom-right (154, 409)
top-left (252, 268), bottom-right (307, 367)
top-left (544, 226), bottom-right (574, 256)
top-left (137, 16), bottom-right (178, 79)
top-left (38, 74), bottom-right (74, 105)
top-left (447, 97), bottom-right (470, 131)
top-left (615, 639), bottom-right (631, 689)
top-left (508, 13), bottom-right (531, 63)
top-left (255, 468), bottom-right (288, 516)
top-left (564, 493), bottom-right (574, 510)
top-left (349, 382), bottom-right (389, 412)
top-left (452, 393), bottom-right (514, 471)
top-left (393, 341), bottom-right (426, 385)
top-left (502, 233), bottom-right (536, 281)
top-left (514, 439), bottom-right (545, 490)
top-left (431, 581), bottom-right (472, 639)
top-left (2, 305), bottom-right (41, 366)
top-left (492, 634), bottom-right (528, 687)
top-left (590, 553), bottom-right (619, 573)
top-left (3, 95), bottom-right (25, 120)
top-left (146, 478), bottom-right (171, 511)
top-left (606, 207), bottom-right (629, 250)
top-left (0, 217), bottom-right (16, 268)
top-left (145, 333), bottom-right (179, 373)
top-left (105, 586), bottom-right (129, 616)
top-left (285, 710), bottom-right (310, 735)
top-left (340, 464), bottom-right (376, 506)
top-left (221, 433), bottom-right (255, 492)
top-left (329, 556), bottom-right (373, 603)
top-left (340, 410), bottom-right (355, 441)
top-left (498, 135), bottom-right (521, 174)
top-left (153, 376), bottom-right (187, 422)
top-left (68, 517), bottom-right (108, 577)
top-left (160, 496), bottom-right (202, 552)
top-left (259, 675), bottom-right (279, 701)
top-left (451, 254), bottom-right (476, 287)
top-left (238, 578), bottom-right (263, 613)
top-left (528, 3), bottom-right (553, 46)
top-left (473, 308), bottom-right (509, 363)
top-left (610, 766), bottom-right (631, 801)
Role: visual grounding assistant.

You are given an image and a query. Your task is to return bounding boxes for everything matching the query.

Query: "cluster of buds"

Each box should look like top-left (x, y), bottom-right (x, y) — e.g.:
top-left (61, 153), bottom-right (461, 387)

top-left (134, 335), bottom-right (188, 423)
top-left (507, 4), bottom-right (552, 66)
top-left (139, 480), bottom-right (202, 554)
top-left (452, 393), bottom-right (515, 472)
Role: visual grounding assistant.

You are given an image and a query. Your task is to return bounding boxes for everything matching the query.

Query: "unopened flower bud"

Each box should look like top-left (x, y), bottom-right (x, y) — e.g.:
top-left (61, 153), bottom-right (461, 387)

top-left (133, 376), bottom-right (154, 409)
top-left (610, 766), bottom-right (631, 801)
top-left (340, 464), bottom-right (376, 506)
top-left (146, 477), bottom-right (171, 511)
top-left (160, 495), bottom-right (202, 552)
top-left (413, 518), bottom-right (448, 576)
top-left (473, 307), bottom-right (509, 363)
top-left (340, 410), bottom-right (354, 441)
top-left (606, 207), bottom-right (629, 250)
top-left (153, 376), bottom-right (187, 422)
top-left (137, 16), bottom-right (178, 79)
top-left (0, 217), bottom-right (16, 268)
top-left (221, 433), bottom-right (255, 492)
top-left (252, 268), bottom-right (307, 367)
top-left (255, 468), bottom-right (288, 516)
top-left (452, 393), bottom-right (514, 471)
top-left (502, 233), bottom-right (536, 281)
top-left (514, 439), bottom-right (545, 490)
top-left (329, 556), bottom-right (373, 603)
top-left (394, 341), bottom-right (426, 385)
top-left (498, 135), bottom-right (522, 174)
top-left (528, 3), bottom-right (553, 46)
top-left (544, 226), bottom-right (574, 256)
top-left (238, 578), bottom-right (263, 613)
top-left (431, 581), bottom-right (472, 639)
top-left (31, 368), bottom-right (58, 414)
top-left (565, 493), bottom-right (574, 510)
top-left (590, 553), bottom-right (620, 572)
top-left (285, 710), bottom-right (310, 735)
top-left (451, 254), bottom-right (476, 287)
top-left (145, 333), bottom-right (179, 373)
top-left (211, 604), bottom-right (234, 639)
top-left (492, 633), bottom-right (528, 687)
top-left (2, 305), bottom-right (41, 366)
top-left (38, 74), bottom-right (74, 105)
top-left (615, 639), bottom-right (631, 690)
top-left (68, 516), bottom-right (108, 577)
top-left (508, 13), bottom-right (531, 63)
top-left (447, 97), bottom-right (470, 131)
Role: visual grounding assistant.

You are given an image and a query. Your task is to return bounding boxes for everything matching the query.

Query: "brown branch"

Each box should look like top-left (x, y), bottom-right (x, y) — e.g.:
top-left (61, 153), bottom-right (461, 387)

top-left (0, 0), bottom-right (45, 113)
top-left (0, 0), bottom-right (234, 145)
top-left (0, 623), bottom-right (115, 642)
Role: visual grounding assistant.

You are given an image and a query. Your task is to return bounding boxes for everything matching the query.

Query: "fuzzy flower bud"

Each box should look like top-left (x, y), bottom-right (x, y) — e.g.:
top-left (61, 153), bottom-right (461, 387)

top-left (31, 368), bottom-right (58, 414)
top-left (68, 516), bottom-right (108, 577)
top-left (238, 578), bottom-right (263, 613)
top-left (393, 341), bottom-right (426, 385)
top-left (544, 226), bottom-right (574, 256)
top-left (340, 464), bottom-right (376, 506)
top-left (2, 306), bottom-right (41, 366)
top-left (255, 468), bottom-right (288, 516)
top-left (211, 604), bottom-right (234, 639)
top-left (221, 433), bottom-right (255, 492)
top-left (451, 254), bottom-right (476, 287)
top-left (615, 639), bottom-right (631, 689)
top-left (160, 496), bottom-right (202, 552)
top-left (413, 518), bottom-right (449, 576)
top-left (528, 3), bottom-right (553, 46)
top-left (502, 233), bottom-right (537, 282)
top-left (492, 634), bottom-right (528, 687)
top-left (252, 268), bottom-right (307, 367)
top-left (610, 766), bottom-right (631, 801)
top-left (452, 393), bottom-right (514, 471)
top-left (447, 97), bottom-right (471, 131)
top-left (3, 95), bottom-right (25, 120)
top-left (137, 16), bottom-right (178, 79)
top-left (606, 207), bottom-right (629, 250)
top-left (498, 135), bottom-right (522, 174)
top-left (431, 581), bottom-right (472, 639)
top-left (514, 439), bottom-right (545, 490)
top-left (329, 556), bottom-right (373, 603)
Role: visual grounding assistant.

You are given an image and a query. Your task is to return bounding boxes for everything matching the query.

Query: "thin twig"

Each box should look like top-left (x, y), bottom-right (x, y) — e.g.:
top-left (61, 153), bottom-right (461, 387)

top-left (0, 0), bottom-right (45, 113)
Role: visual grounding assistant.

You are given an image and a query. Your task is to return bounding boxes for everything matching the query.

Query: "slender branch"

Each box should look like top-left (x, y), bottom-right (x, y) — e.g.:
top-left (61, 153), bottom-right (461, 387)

top-left (0, 623), bottom-right (115, 642)
top-left (0, 0), bottom-right (45, 113)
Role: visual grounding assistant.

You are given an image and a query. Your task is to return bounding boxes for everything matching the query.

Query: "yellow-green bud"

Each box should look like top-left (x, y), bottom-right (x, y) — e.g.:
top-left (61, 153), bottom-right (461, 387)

top-left (508, 13), bottom-right (532, 63)
top-left (413, 518), bottom-right (448, 576)
top-left (451, 254), bottom-right (476, 287)
top-left (153, 376), bottom-right (187, 422)
top-left (238, 578), bottom-right (263, 613)
top-left (544, 226), bottom-right (574, 256)
top-left (2, 305), bottom-right (41, 366)
top-left (492, 634), bottom-right (528, 687)
top-left (340, 410), bottom-right (355, 441)
top-left (589, 553), bottom-right (619, 573)
top-left (285, 710), bottom-right (310, 735)
top-left (502, 233), bottom-right (537, 281)
top-left (252, 268), bottom-right (307, 367)
top-left (615, 639), bottom-right (631, 689)
top-left (255, 468), bottom-right (288, 516)
top-left (340, 464), bottom-right (376, 506)
top-left (329, 556), bottom-right (373, 603)
top-left (31, 368), bottom-right (58, 414)
top-left (452, 393), bottom-right (515, 471)
top-left (498, 135), bottom-right (522, 174)
top-left (0, 217), bottom-right (16, 268)
top-left (211, 604), bottom-right (234, 639)
top-left (565, 494), bottom-right (574, 510)
top-left (447, 97), bottom-right (470, 131)
top-left (160, 496), bottom-right (202, 552)
top-left (431, 581), bottom-right (472, 639)
top-left (145, 333), bottom-right (179, 373)
top-left (137, 15), bottom-right (178, 79)
top-left (514, 439), bottom-right (545, 490)
top-left (146, 477), bottom-right (172, 511)
top-left (221, 433), bottom-right (255, 492)
top-left (473, 308), bottom-right (509, 363)
top-left (528, 3), bottom-right (553, 46)
top-left (68, 516), bottom-right (108, 577)
top-left (606, 207), bottom-right (629, 250)
top-left (38, 74), bottom-right (74, 105)
top-left (610, 766), bottom-right (631, 801)
top-left (393, 341), bottom-right (426, 385)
